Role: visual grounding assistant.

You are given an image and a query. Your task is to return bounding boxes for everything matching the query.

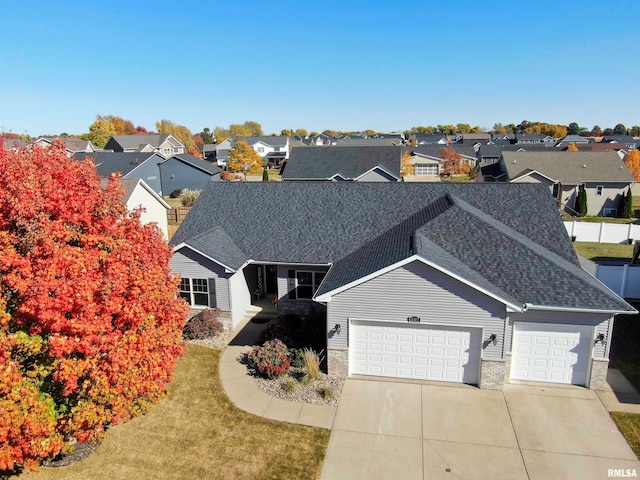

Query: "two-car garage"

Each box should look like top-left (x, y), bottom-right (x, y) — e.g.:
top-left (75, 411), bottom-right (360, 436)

top-left (348, 319), bottom-right (596, 388)
top-left (349, 320), bottom-right (482, 384)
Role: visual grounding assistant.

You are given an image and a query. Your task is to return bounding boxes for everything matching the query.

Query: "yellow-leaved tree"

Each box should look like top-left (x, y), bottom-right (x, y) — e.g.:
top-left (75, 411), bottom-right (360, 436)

top-left (567, 143), bottom-right (579, 152)
top-left (624, 149), bottom-right (640, 181)
top-left (400, 151), bottom-right (413, 178)
top-left (227, 140), bottom-right (263, 180)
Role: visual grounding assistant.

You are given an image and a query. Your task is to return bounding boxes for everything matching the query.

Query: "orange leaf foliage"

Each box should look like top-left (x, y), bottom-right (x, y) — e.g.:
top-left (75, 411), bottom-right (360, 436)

top-left (625, 149), bottom-right (640, 181)
top-left (0, 142), bottom-right (189, 471)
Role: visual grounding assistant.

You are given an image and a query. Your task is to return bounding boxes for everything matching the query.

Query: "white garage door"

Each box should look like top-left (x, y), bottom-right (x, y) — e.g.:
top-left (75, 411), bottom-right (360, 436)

top-left (511, 322), bottom-right (593, 385)
top-left (350, 320), bottom-right (481, 384)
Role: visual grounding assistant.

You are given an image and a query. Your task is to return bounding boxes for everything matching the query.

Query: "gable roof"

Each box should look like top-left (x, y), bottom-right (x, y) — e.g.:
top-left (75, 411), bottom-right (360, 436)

top-left (99, 177), bottom-right (170, 209)
top-left (106, 134), bottom-right (183, 150)
top-left (281, 146), bottom-right (401, 180)
top-left (501, 151), bottom-right (635, 184)
top-left (160, 154), bottom-right (222, 175)
top-left (74, 152), bottom-right (162, 177)
top-left (172, 182), bottom-right (633, 313)
top-left (232, 136), bottom-right (288, 148)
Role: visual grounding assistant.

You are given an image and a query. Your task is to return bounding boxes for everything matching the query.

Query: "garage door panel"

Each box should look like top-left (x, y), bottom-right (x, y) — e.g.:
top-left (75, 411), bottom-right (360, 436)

top-left (511, 322), bottom-right (591, 385)
top-left (350, 321), bottom-right (481, 384)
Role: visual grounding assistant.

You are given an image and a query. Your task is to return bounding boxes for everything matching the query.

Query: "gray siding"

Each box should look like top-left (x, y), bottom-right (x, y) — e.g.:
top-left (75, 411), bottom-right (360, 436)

top-left (509, 310), bottom-right (612, 359)
top-left (276, 264), bottom-right (330, 301)
top-left (160, 158), bottom-right (216, 195)
top-left (327, 261), bottom-right (507, 359)
top-left (169, 247), bottom-right (231, 311)
top-left (357, 169), bottom-right (398, 182)
top-left (126, 156), bottom-right (162, 195)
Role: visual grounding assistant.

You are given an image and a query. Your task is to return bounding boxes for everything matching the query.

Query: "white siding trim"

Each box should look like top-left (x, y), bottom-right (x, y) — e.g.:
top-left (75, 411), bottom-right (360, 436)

top-left (315, 254), bottom-right (524, 312)
top-left (524, 303), bottom-right (635, 315)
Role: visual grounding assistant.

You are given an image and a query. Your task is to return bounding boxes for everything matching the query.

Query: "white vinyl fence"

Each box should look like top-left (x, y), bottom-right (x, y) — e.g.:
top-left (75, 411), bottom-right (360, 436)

top-left (565, 221), bottom-right (638, 244)
top-left (595, 264), bottom-right (640, 299)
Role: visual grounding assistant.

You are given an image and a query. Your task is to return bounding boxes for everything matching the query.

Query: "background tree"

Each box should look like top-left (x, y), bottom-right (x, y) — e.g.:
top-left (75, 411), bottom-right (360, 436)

top-left (198, 128), bottom-right (215, 145)
top-left (227, 140), bottom-right (263, 180)
top-left (630, 126), bottom-right (640, 137)
top-left (294, 128), bottom-right (308, 137)
top-left (614, 124), bottom-right (628, 135)
top-left (625, 149), bottom-right (640, 181)
top-left (83, 116), bottom-right (116, 148)
top-left (400, 151), bottom-right (413, 177)
top-left (440, 147), bottom-right (469, 176)
top-left (620, 188), bottom-right (633, 219)
top-left (567, 122), bottom-right (587, 136)
top-left (155, 119), bottom-right (195, 150)
top-left (0, 142), bottom-right (188, 471)
top-left (590, 125), bottom-right (602, 137)
top-left (280, 129), bottom-right (294, 137)
top-left (567, 143), bottom-right (579, 152)
top-left (575, 187), bottom-right (588, 217)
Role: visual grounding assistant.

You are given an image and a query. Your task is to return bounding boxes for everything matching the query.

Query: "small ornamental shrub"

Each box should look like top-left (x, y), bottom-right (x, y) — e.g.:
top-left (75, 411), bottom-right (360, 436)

top-left (289, 348), bottom-right (306, 368)
top-left (303, 348), bottom-right (321, 384)
top-left (282, 379), bottom-right (297, 394)
top-left (246, 339), bottom-right (291, 379)
top-left (267, 161), bottom-right (275, 169)
top-left (319, 386), bottom-right (333, 401)
top-left (220, 170), bottom-right (233, 180)
top-left (183, 308), bottom-right (224, 340)
top-left (169, 189), bottom-right (182, 198)
top-left (180, 189), bottom-right (201, 207)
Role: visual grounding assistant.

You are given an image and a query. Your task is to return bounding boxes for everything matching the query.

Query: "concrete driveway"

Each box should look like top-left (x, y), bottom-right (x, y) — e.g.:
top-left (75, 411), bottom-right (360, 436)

top-left (321, 379), bottom-right (640, 480)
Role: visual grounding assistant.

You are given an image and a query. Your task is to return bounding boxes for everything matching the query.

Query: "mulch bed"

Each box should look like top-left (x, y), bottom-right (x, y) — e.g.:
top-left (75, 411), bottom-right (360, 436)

top-left (42, 442), bottom-right (101, 468)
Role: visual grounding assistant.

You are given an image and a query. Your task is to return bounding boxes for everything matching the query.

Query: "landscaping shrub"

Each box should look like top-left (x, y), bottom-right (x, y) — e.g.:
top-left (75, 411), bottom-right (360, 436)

top-left (180, 189), bottom-right (201, 207)
top-left (282, 379), bottom-right (297, 394)
top-left (318, 386), bottom-right (333, 400)
top-left (183, 308), bottom-right (224, 340)
top-left (289, 348), bottom-right (306, 368)
top-left (303, 349), bottom-right (321, 383)
top-left (246, 339), bottom-right (291, 379)
top-left (169, 189), bottom-right (182, 198)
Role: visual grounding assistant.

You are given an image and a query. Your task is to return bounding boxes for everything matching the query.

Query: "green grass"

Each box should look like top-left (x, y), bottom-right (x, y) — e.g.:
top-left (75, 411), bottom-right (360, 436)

top-left (25, 345), bottom-right (330, 480)
top-left (440, 174), bottom-right (475, 182)
top-left (163, 196), bottom-right (183, 208)
top-left (612, 413), bottom-right (640, 458)
top-left (571, 241), bottom-right (633, 262)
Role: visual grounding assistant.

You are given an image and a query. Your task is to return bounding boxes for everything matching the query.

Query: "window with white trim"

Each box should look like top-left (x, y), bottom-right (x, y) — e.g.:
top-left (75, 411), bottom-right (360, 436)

top-left (163, 148), bottom-right (171, 155)
top-left (596, 185), bottom-right (603, 196)
top-left (257, 146), bottom-right (265, 153)
top-left (180, 278), bottom-right (209, 307)
top-left (603, 208), bottom-right (617, 217)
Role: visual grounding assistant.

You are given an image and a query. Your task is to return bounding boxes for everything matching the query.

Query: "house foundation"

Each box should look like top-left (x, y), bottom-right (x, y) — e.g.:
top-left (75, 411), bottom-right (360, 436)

top-left (480, 358), bottom-right (507, 390)
top-left (588, 357), bottom-right (609, 390)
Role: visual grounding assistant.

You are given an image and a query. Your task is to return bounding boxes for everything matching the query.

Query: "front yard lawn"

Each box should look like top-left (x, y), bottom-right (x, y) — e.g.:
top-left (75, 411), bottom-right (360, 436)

top-left (572, 241), bottom-right (633, 262)
top-left (25, 345), bottom-right (330, 480)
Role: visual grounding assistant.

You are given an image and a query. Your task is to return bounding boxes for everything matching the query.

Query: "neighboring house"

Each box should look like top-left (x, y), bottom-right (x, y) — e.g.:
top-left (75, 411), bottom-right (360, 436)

top-left (30, 136), bottom-right (97, 157)
top-left (104, 134), bottom-right (185, 156)
top-left (403, 145), bottom-right (478, 177)
top-left (158, 154), bottom-right (222, 194)
top-left (556, 135), bottom-right (593, 148)
top-left (481, 151), bottom-right (636, 217)
top-left (477, 144), bottom-right (553, 164)
top-left (601, 135), bottom-right (638, 150)
top-left (76, 152), bottom-right (165, 195)
top-left (214, 136), bottom-right (290, 168)
top-left (101, 177), bottom-right (170, 239)
top-left (170, 182), bottom-right (635, 390)
top-left (412, 134), bottom-right (449, 145)
top-left (281, 146), bottom-right (401, 181)
top-left (203, 143), bottom-right (216, 161)
top-left (336, 137), bottom-right (402, 147)
top-left (515, 134), bottom-right (556, 145)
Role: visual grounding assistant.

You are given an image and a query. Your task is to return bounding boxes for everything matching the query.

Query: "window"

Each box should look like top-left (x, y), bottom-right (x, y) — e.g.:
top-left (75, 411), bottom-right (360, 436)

top-left (163, 148), bottom-right (171, 155)
top-left (603, 208), bottom-right (617, 217)
top-left (274, 147), bottom-right (281, 152)
top-left (415, 164), bottom-right (438, 176)
top-left (295, 271), bottom-right (326, 299)
top-left (552, 183), bottom-right (560, 199)
top-left (596, 185), bottom-right (603, 196)
top-left (173, 147), bottom-right (182, 154)
top-left (257, 146), bottom-right (265, 153)
top-left (180, 278), bottom-right (209, 307)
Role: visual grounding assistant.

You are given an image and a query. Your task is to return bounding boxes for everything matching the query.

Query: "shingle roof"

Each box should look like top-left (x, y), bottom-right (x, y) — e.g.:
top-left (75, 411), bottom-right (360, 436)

top-left (161, 154), bottom-right (222, 175)
top-left (501, 151), bottom-right (635, 184)
top-left (233, 136), bottom-right (288, 148)
top-left (74, 152), bottom-right (161, 177)
top-left (108, 134), bottom-right (176, 149)
top-left (172, 182), bottom-right (632, 312)
top-left (281, 146), bottom-right (401, 180)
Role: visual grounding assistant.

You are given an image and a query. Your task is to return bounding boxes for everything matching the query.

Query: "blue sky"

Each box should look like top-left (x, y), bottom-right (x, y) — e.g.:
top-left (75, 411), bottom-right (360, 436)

top-left (1, 0), bottom-right (638, 136)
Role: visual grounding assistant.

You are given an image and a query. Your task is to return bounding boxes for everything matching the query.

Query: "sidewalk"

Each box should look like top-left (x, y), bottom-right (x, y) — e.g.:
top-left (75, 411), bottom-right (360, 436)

top-left (596, 368), bottom-right (640, 413)
top-left (218, 318), bottom-right (337, 430)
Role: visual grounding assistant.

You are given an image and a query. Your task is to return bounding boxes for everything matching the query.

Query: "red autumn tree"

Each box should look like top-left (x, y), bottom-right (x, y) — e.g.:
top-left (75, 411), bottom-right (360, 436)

top-left (440, 147), bottom-right (469, 176)
top-left (0, 141), bottom-right (188, 472)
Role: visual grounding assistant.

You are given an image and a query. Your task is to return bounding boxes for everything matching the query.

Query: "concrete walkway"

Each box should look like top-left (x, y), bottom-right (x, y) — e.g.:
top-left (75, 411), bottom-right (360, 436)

top-left (219, 317), bottom-right (337, 430)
